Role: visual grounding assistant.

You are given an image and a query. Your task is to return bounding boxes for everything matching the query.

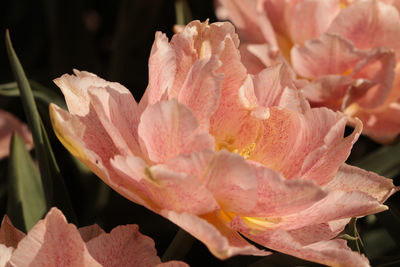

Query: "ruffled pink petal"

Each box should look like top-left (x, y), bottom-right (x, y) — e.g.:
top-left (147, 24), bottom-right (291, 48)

top-left (138, 99), bottom-right (214, 164)
top-left (86, 225), bottom-right (162, 267)
top-left (236, 227), bottom-right (369, 267)
top-left (111, 153), bottom-right (219, 215)
top-left (140, 32), bottom-right (176, 110)
top-left (204, 150), bottom-right (258, 214)
top-left (347, 102), bottom-right (400, 143)
top-left (291, 33), bottom-right (365, 79)
top-left (9, 208), bottom-right (100, 267)
top-left (347, 48), bottom-right (396, 109)
top-left (328, 0), bottom-right (400, 56)
top-left (301, 75), bottom-right (354, 110)
top-left (87, 85), bottom-right (142, 157)
top-left (0, 244), bottom-right (13, 267)
top-left (178, 57), bottom-right (223, 128)
top-left (0, 110), bottom-right (33, 159)
top-left (250, 107), bottom-right (359, 185)
top-left (327, 164), bottom-right (397, 203)
top-left (161, 210), bottom-right (270, 260)
top-left (284, 0), bottom-right (341, 45)
top-left (247, 163), bottom-right (327, 217)
top-left (78, 224), bottom-right (105, 243)
top-left (54, 70), bottom-right (130, 116)
top-left (0, 216), bottom-right (25, 248)
top-left (239, 43), bottom-right (280, 74)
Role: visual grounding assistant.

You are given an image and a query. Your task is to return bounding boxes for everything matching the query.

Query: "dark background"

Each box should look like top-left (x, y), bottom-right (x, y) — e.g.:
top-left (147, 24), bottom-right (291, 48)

top-left (0, 1), bottom-right (399, 266)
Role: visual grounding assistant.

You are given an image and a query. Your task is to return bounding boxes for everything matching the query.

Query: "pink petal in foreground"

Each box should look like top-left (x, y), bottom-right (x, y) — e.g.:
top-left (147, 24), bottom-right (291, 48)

top-left (9, 208), bottom-right (100, 267)
top-left (0, 244), bottom-right (13, 267)
top-left (0, 110), bottom-right (33, 159)
top-left (138, 99), bottom-right (214, 164)
top-left (86, 225), bottom-right (162, 267)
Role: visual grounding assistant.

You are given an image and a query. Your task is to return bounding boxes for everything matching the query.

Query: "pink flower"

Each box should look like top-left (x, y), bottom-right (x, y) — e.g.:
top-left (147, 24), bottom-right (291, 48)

top-left (49, 21), bottom-right (397, 266)
top-left (216, 0), bottom-right (400, 142)
top-left (0, 207), bottom-right (187, 267)
top-left (0, 109), bottom-right (33, 159)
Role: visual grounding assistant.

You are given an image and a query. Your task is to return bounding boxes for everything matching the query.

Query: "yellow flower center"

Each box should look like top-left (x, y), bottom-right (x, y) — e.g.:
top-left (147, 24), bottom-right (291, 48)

top-left (215, 135), bottom-right (256, 159)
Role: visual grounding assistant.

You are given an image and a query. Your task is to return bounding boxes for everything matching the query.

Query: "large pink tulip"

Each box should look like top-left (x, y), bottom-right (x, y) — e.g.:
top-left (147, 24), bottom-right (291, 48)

top-left (216, 0), bottom-right (400, 142)
top-left (0, 207), bottom-right (187, 267)
top-left (0, 110), bottom-right (33, 159)
top-left (50, 21), bottom-right (397, 266)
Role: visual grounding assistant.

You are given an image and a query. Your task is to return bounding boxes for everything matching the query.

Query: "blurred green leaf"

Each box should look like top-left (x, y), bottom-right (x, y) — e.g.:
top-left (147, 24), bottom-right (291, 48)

top-left (7, 134), bottom-right (46, 232)
top-left (175, 0), bottom-right (192, 26)
top-left (5, 30), bottom-right (76, 223)
top-left (0, 80), bottom-right (66, 109)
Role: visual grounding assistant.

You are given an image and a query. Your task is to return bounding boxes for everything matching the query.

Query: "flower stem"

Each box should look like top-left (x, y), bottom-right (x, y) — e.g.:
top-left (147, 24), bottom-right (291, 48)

top-left (161, 228), bottom-right (195, 262)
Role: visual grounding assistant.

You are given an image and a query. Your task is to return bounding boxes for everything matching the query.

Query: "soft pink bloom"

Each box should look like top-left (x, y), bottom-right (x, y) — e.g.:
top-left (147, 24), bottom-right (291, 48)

top-left (0, 109), bottom-right (33, 159)
top-left (0, 207), bottom-right (187, 267)
top-left (50, 21), bottom-right (397, 266)
top-left (216, 0), bottom-right (400, 142)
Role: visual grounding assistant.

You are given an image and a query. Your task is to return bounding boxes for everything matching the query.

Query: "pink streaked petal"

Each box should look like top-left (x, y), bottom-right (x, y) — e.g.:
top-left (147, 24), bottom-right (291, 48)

top-left (9, 208), bottom-right (100, 267)
top-left (147, 162), bottom-right (220, 215)
top-left (0, 244), bottom-right (13, 267)
top-left (54, 70), bottom-right (130, 116)
top-left (87, 86), bottom-right (142, 157)
top-left (78, 225), bottom-right (105, 243)
top-left (285, 0), bottom-right (341, 45)
top-left (288, 218), bottom-right (350, 246)
top-left (86, 225), bottom-right (161, 267)
top-left (0, 110), bottom-right (33, 159)
top-left (250, 107), bottom-right (354, 183)
top-left (347, 48), bottom-right (396, 109)
top-left (178, 57), bottom-right (223, 128)
top-left (301, 75), bottom-right (354, 110)
top-left (328, 0), bottom-right (400, 56)
top-left (300, 115), bottom-right (362, 185)
top-left (247, 164), bottom-right (327, 217)
top-left (327, 164), bottom-right (397, 203)
top-left (205, 150), bottom-right (258, 214)
top-left (139, 32), bottom-right (176, 110)
top-left (161, 210), bottom-right (270, 260)
top-left (239, 43), bottom-right (281, 74)
top-left (291, 33), bottom-right (365, 79)
top-left (0, 216), bottom-right (25, 248)
top-left (138, 99), bottom-right (214, 164)
top-left (239, 228), bottom-right (369, 267)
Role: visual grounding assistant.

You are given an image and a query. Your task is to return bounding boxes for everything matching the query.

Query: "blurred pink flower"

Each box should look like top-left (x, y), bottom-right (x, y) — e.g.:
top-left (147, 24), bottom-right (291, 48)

top-left (49, 21), bottom-right (397, 266)
top-left (216, 0), bottom-right (400, 142)
top-left (0, 109), bottom-right (33, 159)
top-left (0, 207), bottom-right (187, 267)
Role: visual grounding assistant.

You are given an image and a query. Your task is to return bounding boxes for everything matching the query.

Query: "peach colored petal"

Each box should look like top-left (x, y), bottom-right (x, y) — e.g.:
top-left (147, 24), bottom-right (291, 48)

top-left (140, 32), bottom-right (176, 110)
top-left (205, 150), bottom-right (258, 214)
top-left (178, 57), bottom-right (223, 128)
top-left (9, 208), bottom-right (100, 267)
top-left (247, 163), bottom-right (327, 217)
top-left (138, 99), bottom-right (214, 164)
top-left (237, 227), bottom-right (370, 267)
top-left (239, 43), bottom-right (280, 74)
top-left (0, 216), bottom-right (25, 248)
top-left (328, 0), bottom-right (400, 56)
top-left (327, 164), bottom-right (397, 203)
top-left (78, 224), bottom-right (105, 243)
top-left (285, 0), bottom-right (341, 45)
top-left (291, 33), bottom-right (365, 79)
top-left (87, 85), bottom-right (142, 157)
top-left (347, 48), bottom-right (396, 109)
top-left (0, 110), bottom-right (33, 159)
top-left (161, 210), bottom-right (269, 260)
top-left (0, 244), bottom-right (13, 267)
top-left (86, 225), bottom-right (162, 267)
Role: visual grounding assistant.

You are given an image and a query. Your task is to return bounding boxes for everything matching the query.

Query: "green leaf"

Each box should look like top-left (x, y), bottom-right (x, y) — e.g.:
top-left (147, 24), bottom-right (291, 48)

top-left (5, 30), bottom-right (76, 223)
top-left (0, 80), bottom-right (66, 109)
top-left (175, 0), bottom-right (192, 26)
top-left (7, 134), bottom-right (47, 232)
